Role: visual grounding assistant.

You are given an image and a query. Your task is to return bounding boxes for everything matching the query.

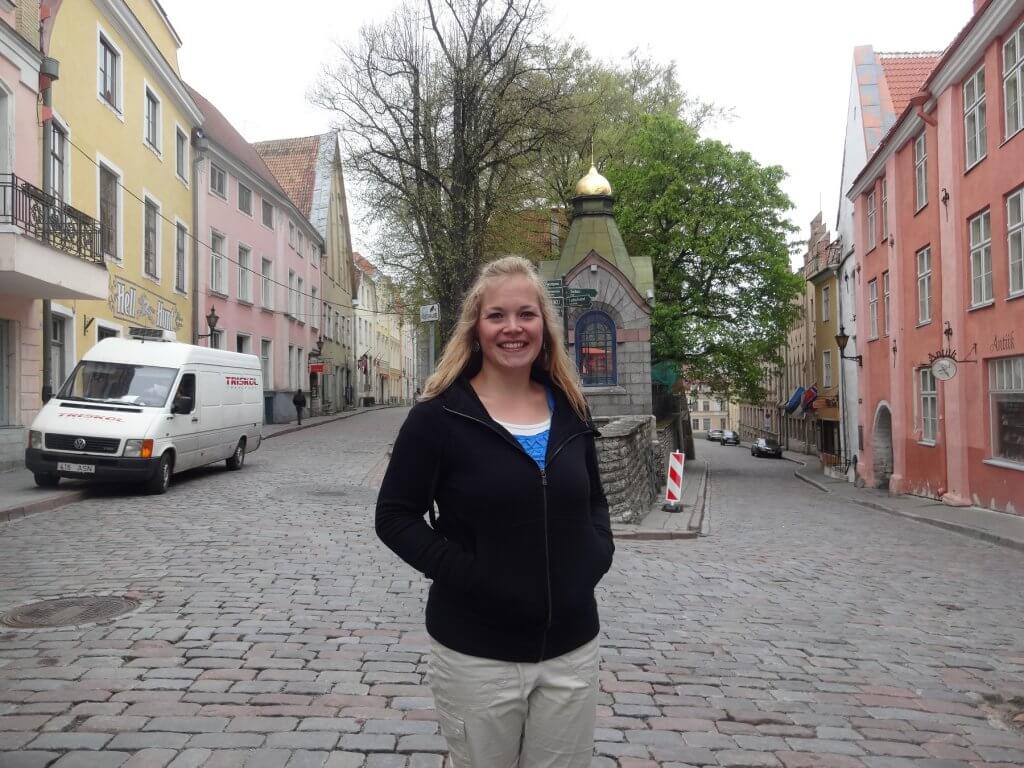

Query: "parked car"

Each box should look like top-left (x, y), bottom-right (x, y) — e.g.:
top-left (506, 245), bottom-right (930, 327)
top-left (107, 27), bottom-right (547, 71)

top-left (720, 430), bottom-right (740, 445)
top-left (26, 331), bottom-right (263, 494)
top-left (706, 428), bottom-right (723, 441)
top-left (751, 437), bottom-right (783, 458)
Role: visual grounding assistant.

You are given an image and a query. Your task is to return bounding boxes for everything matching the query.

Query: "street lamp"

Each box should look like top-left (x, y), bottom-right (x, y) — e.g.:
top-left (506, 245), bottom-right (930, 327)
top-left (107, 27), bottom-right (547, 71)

top-left (835, 325), bottom-right (862, 367)
top-left (197, 306), bottom-right (219, 346)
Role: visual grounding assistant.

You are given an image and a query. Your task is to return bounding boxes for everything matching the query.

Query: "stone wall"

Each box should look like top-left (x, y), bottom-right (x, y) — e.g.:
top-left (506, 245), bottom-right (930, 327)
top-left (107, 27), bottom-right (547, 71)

top-left (595, 415), bottom-right (662, 524)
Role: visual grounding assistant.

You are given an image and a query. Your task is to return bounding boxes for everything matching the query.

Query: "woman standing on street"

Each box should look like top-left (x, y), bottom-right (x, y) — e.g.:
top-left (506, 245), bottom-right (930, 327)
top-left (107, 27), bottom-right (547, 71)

top-left (375, 256), bottom-right (614, 767)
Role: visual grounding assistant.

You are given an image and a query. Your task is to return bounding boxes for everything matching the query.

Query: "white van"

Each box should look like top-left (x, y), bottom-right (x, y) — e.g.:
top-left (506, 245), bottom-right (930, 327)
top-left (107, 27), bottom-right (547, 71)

top-left (25, 332), bottom-right (263, 494)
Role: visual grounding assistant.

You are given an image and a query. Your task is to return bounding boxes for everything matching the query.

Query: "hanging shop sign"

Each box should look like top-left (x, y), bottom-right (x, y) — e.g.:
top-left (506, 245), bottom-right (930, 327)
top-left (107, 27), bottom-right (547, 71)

top-left (108, 275), bottom-right (184, 332)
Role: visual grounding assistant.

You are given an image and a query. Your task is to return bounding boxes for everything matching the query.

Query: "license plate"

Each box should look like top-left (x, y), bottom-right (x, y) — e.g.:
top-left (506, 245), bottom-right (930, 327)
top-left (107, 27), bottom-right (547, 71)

top-left (57, 462), bottom-right (95, 474)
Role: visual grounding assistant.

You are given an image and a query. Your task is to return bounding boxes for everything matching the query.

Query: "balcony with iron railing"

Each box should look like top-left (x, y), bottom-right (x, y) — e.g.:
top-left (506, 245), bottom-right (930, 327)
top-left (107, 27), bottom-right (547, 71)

top-left (0, 172), bottom-right (107, 299)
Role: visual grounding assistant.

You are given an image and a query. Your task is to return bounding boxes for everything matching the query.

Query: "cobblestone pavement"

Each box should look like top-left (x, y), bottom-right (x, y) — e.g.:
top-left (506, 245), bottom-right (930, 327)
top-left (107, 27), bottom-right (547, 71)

top-left (1, 409), bottom-right (1023, 768)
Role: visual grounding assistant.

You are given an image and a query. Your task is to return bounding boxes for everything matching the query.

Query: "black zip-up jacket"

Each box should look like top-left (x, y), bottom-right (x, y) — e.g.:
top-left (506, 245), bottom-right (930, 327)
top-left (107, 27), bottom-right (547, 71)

top-left (375, 373), bottom-right (614, 663)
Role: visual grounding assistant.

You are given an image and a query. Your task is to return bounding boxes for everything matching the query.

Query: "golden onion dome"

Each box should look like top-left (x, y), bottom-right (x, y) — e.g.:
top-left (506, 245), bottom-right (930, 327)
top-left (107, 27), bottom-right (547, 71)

top-left (575, 164), bottom-right (612, 196)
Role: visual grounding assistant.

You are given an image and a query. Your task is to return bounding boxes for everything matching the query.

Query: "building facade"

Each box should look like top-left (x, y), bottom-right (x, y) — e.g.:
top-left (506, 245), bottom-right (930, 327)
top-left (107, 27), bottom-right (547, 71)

top-left (849, 0), bottom-right (1024, 513)
top-left (41, 0), bottom-right (203, 360)
top-left (0, 0), bottom-right (107, 469)
top-left (539, 166), bottom-right (654, 418)
top-left (187, 89), bottom-right (323, 425)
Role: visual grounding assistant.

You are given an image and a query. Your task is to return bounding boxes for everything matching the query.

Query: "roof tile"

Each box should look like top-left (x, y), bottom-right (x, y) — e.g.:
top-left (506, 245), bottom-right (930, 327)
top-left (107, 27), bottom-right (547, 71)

top-left (878, 53), bottom-right (942, 114)
top-left (252, 135), bottom-right (322, 217)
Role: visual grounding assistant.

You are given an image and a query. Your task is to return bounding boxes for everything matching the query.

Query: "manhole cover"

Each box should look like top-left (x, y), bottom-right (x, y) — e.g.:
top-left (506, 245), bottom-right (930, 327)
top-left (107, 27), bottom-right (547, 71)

top-left (1, 595), bottom-right (140, 628)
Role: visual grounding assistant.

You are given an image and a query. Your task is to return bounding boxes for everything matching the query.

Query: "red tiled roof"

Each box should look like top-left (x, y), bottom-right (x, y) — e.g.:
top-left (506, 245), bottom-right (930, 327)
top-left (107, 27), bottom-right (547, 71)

top-left (353, 251), bottom-right (377, 278)
top-left (185, 86), bottom-right (288, 200)
top-left (252, 135), bottom-right (321, 217)
top-left (878, 52), bottom-right (942, 115)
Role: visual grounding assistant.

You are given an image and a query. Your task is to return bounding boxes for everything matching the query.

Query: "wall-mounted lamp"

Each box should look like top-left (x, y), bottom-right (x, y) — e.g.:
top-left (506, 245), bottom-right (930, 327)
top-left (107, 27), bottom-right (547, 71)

top-left (590, 263), bottom-right (598, 274)
top-left (940, 188), bottom-right (950, 206)
top-left (196, 306), bottom-right (219, 345)
top-left (835, 325), bottom-right (863, 367)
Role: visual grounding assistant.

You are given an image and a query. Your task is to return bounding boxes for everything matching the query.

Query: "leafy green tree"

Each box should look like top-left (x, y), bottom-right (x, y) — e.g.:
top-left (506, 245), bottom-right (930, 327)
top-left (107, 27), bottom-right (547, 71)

top-left (606, 113), bottom-right (803, 403)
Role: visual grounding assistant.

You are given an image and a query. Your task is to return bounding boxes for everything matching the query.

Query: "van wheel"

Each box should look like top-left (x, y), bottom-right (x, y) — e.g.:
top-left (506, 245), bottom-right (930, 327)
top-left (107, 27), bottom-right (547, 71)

top-left (147, 453), bottom-right (173, 494)
top-left (34, 472), bottom-right (60, 488)
top-left (226, 439), bottom-right (246, 471)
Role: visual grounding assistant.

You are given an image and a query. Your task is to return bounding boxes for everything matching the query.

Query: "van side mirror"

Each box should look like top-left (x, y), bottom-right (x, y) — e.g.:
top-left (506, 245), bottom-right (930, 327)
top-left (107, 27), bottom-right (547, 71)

top-left (172, 395), bottom-right (194, 414)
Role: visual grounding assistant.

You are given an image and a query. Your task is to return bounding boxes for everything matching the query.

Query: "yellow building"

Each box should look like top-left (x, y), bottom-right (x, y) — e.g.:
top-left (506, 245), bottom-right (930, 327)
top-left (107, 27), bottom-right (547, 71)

top-left (805, 217), bottom-right (842, 463)
top-left (41, 0), bottom-right (202, 369)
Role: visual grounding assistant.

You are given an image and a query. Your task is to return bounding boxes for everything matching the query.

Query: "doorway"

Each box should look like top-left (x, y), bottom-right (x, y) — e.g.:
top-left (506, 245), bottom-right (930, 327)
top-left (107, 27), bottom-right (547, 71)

top-left (872, 404), bottom-right (894, 490)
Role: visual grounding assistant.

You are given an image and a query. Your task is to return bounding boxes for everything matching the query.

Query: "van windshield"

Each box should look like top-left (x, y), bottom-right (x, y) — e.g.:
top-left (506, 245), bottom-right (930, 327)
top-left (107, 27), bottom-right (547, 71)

top-left (58, 362), bottom-right (179, 408)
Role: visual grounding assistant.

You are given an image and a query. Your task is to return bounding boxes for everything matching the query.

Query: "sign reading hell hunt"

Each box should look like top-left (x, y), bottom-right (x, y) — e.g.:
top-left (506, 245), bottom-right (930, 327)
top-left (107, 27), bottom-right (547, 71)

top-left (108, 276), bottom-right (184, 332)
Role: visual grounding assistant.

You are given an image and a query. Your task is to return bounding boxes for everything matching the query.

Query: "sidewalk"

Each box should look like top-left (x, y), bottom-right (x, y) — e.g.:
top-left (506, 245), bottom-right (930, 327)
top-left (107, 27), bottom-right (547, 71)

top-left (612, 456), bottom-right (707, 540)
top-left (785, 450), bottom-right (1024, 552)
top-left (0, 405), bottom-right (402, 524)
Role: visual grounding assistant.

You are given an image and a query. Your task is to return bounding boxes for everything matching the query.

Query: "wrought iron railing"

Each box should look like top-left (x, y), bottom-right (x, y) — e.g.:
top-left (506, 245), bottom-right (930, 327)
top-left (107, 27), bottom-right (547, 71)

top-left (0, 173), bottom-right (103, 265)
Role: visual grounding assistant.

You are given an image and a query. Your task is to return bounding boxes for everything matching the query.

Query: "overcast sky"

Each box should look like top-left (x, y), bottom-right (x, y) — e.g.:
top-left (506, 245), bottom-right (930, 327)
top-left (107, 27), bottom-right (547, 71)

top-left (164, 0), bottom-right (971, 257)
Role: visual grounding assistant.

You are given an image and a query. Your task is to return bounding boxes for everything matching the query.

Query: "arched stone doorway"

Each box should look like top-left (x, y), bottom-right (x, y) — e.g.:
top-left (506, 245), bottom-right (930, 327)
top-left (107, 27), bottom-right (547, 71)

top-left (872, 404), bottom-right (894, 491)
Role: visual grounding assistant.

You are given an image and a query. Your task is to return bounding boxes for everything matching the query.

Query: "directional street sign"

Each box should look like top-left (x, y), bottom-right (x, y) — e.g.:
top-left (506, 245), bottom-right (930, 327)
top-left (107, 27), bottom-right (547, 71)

top-left (566, 288), bottom-right (597, 298)
top-left (544, 279), bottom-right (563, 290)
top-left (549, 297), bottom-right (565, 308)
top-left (566, 296), bottom-right (593, 308)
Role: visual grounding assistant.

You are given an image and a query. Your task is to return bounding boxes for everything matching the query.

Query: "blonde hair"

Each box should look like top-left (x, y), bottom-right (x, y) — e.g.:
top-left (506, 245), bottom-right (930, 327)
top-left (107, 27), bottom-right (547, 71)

top-left (421, 256), bottom-right (589, 420)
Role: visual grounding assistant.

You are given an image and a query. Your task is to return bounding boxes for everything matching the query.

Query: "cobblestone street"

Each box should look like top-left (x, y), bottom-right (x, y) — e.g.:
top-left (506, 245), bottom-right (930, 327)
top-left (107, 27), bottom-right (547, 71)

top-left (1, 408), bottom-right (1023, 768)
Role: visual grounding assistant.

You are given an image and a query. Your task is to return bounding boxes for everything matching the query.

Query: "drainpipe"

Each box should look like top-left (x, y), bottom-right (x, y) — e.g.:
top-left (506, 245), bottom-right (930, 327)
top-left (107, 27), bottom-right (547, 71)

top-left (190, 128), bottom-right (207, 344)
top-left (909, 91), bottom-right (938, 127)
top-left (39, 57), bottom-right (59, 403)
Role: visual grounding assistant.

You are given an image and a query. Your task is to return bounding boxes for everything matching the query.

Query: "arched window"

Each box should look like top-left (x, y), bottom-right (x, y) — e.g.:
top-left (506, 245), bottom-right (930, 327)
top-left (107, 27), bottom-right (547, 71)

top-left (575, 311), bottom-right (616, 386)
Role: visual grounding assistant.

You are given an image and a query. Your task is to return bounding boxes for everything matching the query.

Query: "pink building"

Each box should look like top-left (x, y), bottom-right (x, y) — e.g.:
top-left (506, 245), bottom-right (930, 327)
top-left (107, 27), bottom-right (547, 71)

top-left (0, 2), bottom-right (106, 468)
top-left (188, 88), bottom-right (323, 424)
top-left (849, 0), bottom-right (1024, 513)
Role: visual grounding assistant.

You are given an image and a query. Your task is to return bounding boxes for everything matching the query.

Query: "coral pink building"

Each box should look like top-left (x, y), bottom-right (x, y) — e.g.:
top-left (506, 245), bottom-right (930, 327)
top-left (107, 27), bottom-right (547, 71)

top-left (188, 88), bottom-right (323, 424)
top-left (849, 0), bottom-right (1024, 513)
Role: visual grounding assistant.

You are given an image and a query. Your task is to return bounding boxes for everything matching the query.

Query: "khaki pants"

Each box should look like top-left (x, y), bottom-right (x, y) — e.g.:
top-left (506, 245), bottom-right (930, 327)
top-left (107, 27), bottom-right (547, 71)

top-left (427, 636), bottom-right (600, 768)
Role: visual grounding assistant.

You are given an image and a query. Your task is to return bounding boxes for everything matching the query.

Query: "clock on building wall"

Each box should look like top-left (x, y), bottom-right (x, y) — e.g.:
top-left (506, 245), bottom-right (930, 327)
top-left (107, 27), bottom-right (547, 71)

top-left (930, 356), bottom-right (958, 381)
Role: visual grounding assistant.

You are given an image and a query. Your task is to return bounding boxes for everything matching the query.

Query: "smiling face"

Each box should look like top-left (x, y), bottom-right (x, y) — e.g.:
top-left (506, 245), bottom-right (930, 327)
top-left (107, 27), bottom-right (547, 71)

top-left (475, 275), bottom-right (546, 374)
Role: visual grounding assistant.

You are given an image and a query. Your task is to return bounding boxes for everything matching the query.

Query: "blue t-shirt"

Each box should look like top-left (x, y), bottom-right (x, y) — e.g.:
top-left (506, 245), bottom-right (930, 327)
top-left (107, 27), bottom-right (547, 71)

top-left (496, 388), bottom-right (555, 468)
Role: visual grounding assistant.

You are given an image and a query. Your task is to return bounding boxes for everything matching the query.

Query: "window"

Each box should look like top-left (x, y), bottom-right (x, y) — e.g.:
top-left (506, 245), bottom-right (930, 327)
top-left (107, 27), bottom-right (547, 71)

top-left (144, 88), bottom-right (159, 150)
top-left (703, 418), bottom-right (711, 431)
top-left (288, 270), bottom-right (296, 316)
top-left (144, 199), bottom-right (158, 278)
top-left (298, 231), bottom-right (305, 258)
top-left (262, 199), bottom-right (273, 228)
top-left (881, 178), bottom-right (888, 239)
top-left (238, 245), bottom-right (252, 302)
top-left (693, 419), bottom-right (699, 430)
top-left (882, 271), bottom-right (890, 336)
top-left (575, 311), bottom-right (616, 386)
top-left (50, 316), bottom-right (67, 387)
top-left (1009, 187), bottom-right (1024, 296)
top-left (990, 355), bottom-right (1024, 464)
top-left (702, 400), bottom-right (709, 412)
top-left (238, 182), bottom-right (252, 215)
top-left (868, 279), bottom-right (879, 339)
top-left (260, 340), bottom-right (271, 386)
top-left (914, 133), bottom-right (927, 211)
top-left (311, 287), bottom-right (319, 328)
top-left (261, 258), bottom-right (273, 309)
top-left (175, 223), bottom-right (187, 293)
top-left (99, 35), bottom-right (119, 109)
top-left (288, 221), bottom-right (295, 247)
top-left (970, 209), bottom-right (993, 306)
top-left (920, 368), bottom-right (938, 443)
top-left (50, 123), bottom-right (66, 200)
top-left (236, 334), bottom-right (251, 355)
top-left (288, 345), bottom-right (296, 389)
top-left (822, 285), bottom-right (831, 323)
top-left (823, 350), bottom-right (833, 388)
top-left (211, 231), bottom-right (227, 294)
top-left (210, 329), bottom-right (224, 350)
top-left (99, 165), bottom-right (119, 259)
top-left (866, 191), bottom-right (877, 250)
top-left (176, 128), bottom-right (188, 181)
top-left (1004, 21), bottom-right (1024, 139)
top-left (210, 163), bottom-right (226, 198)
top-left (964, 66), bottom-right (987, 168)
top-left (917, 246), bottom-right (932, 323)
top-left (297, 277), bottom-right (304, 321)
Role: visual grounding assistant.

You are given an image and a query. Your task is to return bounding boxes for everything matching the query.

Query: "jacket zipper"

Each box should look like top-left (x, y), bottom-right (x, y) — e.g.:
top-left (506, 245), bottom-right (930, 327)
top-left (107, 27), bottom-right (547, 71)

top-left (443, 405), bottom-right (591, 662)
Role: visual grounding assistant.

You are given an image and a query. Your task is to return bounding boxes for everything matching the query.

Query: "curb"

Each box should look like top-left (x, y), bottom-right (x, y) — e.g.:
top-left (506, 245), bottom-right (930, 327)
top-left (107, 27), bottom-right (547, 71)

top-left (847, 498), bottom-right (1024, 553)
top-left (794, 469), bottom-right (830, 493)
top-left (0, 489), bottom-right (90, 526)
top-left (613, 459), bottom-right (708, 541)
top-left (613, 529), bottom-right (699, 541)
top-left (262, 405), bottom-right (395, 440)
